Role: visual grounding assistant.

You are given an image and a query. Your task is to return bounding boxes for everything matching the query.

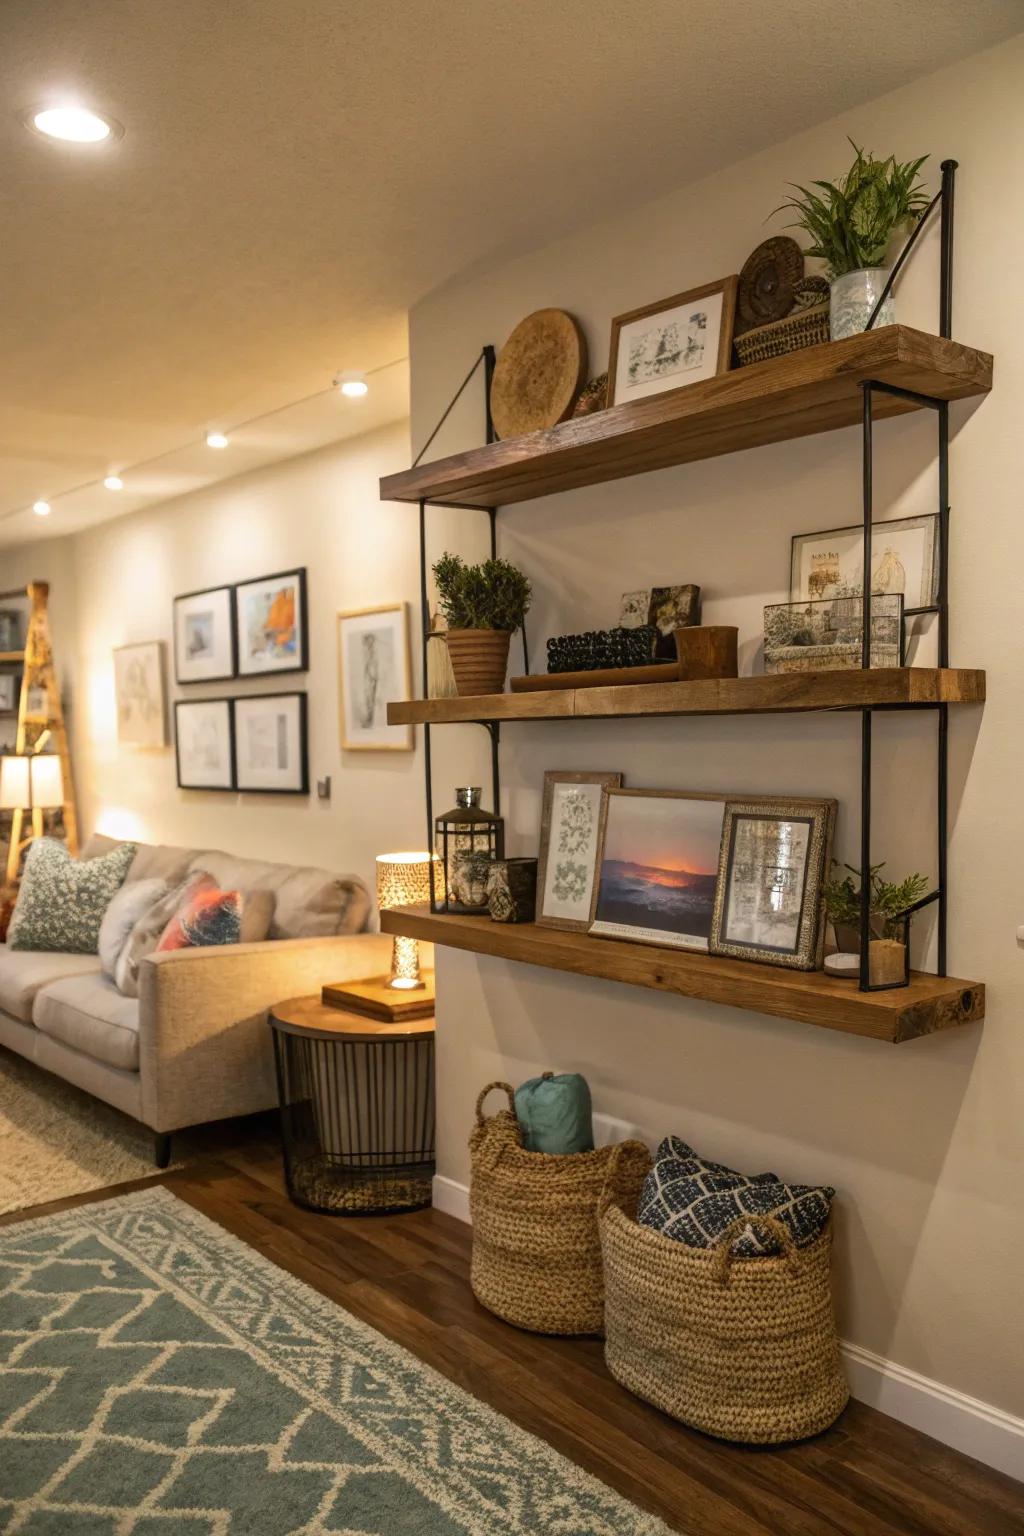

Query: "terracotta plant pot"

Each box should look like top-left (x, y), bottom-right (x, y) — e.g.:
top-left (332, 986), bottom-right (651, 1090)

top-left (445, 629), bottom-right (512, 696)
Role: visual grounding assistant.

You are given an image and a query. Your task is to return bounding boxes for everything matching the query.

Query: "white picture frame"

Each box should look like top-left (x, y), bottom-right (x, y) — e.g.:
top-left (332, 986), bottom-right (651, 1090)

top-left (789, 514), bottom-right (939, 614)
top-left (235, 568), bottom-right (308, 677)
top-left (337, 603), bottom-right (413, 751)
top-left (113, 641), bottom-right (167, 748)
top-left (608, 277), bottom-right (738, 407)
top-left (173, 586), bottom-right (235, 684)
top-left (233, 693), bottom-right (309, 795)
top-left (174, 699), bottom-right (234, 791)
top-left (536, 771), bottom-right (623, 932)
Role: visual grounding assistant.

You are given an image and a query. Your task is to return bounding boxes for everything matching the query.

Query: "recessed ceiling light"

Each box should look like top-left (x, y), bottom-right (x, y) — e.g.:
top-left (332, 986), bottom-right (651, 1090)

top-left (32, 500), bottom-right (51, 517)
top-left (103, 474), bottom-right (124, 491)
top-left (336, 371), bottom-right (368, 398)
top-left (27, 105), bottom-right (121, 144)
top-left (205, 431), bottom-right (229, 449)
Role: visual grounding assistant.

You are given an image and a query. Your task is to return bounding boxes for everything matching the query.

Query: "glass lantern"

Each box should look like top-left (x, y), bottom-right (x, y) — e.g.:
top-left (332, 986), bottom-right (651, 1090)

top-left (434, 787), bottom-right (504, 914)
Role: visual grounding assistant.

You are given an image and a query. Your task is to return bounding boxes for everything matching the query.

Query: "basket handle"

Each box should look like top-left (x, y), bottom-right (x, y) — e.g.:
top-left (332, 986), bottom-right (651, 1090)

top-left (597, 1138), bottom-right (649, 1220)
top-left (475, 1081), bottom-right (516, 1126)
top-left (711, 1214), bottom-right (799, 1284)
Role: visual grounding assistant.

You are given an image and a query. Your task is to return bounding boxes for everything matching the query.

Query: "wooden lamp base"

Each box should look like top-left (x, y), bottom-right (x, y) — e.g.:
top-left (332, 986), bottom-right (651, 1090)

top-left (322, 972), bottom-right (435, 1023)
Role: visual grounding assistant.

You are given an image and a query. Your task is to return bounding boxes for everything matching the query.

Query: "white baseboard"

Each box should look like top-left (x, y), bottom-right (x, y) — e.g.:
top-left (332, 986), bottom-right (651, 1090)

top-left (430, 1174), bottom-right (1023, 1481)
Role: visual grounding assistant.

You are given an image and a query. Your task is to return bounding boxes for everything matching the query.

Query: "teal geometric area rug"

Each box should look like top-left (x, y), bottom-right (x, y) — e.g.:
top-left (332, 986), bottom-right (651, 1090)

top-left (0, 1188), bottom-right (671, 1534)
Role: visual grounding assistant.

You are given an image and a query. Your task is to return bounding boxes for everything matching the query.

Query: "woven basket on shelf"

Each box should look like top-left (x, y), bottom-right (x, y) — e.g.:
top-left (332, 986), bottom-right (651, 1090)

top-left (469, 1082), bottom-right (651, 1335)
top-left (735, 302), bottom-right (830, 367)
top-left (600, 1199), bottom-right (849, 1444)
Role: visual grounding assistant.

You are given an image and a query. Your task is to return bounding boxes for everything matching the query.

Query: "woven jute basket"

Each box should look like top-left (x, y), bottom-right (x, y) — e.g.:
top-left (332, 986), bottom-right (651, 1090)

top-left (600, 1199), bottom-right (849, 1443)
top-left (469, 1082), bottom-right (651, 1335)
top-left (735, 302), bottom-right (830, 367)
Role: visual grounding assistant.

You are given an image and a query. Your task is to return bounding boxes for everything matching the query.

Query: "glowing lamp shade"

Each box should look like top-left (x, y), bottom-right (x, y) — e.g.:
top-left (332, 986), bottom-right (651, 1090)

top-left (0, 756), bottom-right (30, 811)
top-left (376, 852), bottom-right (440, 990)
top-left (30, 754), bottom-right (65, 809)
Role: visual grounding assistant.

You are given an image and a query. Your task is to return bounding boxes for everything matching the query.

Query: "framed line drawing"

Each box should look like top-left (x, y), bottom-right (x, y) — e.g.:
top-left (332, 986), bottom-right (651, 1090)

top-left (233, 692), bottom-right (309, 795)
top-left (174, 698), bottom-right (235, 791)
top-left (337, 603), bottom-right (413, 751)
top-left (173, 585), bottom-right (236, 684)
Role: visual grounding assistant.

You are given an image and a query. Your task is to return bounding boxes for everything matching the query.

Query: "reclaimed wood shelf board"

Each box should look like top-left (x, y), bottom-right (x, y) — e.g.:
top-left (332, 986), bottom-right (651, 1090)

top-left (387, 667), bottom-right (985, 726)
top-left (380, 327), bottom-right (992, 509)
top-left (381, 907), bottom-right (984, 1044)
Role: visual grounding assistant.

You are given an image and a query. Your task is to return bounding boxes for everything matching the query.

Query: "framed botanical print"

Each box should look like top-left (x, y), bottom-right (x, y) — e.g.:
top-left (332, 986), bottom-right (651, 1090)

top-left (790, 513), bottom-right (939, 614)
top-left (173, 585), bottom-right (235, 684)
top-left (233, 692), bottom-right (308, 795)
top-left (174, 699), bottom-right (234, 791)
top-left (235, 568), bottom-right (308, 677)
top-left (710, 798), bottom-right (836, 970)
top-left (607, 276), bottom-right (738, 407)
top-left (590, 788), bottom-right (726, 951)
top-left (536, 771), bottom-right (623, 931)
top-left (113, 641), bottom-right (167, 747)
top-left (337, 603), bottom-right (413, 751)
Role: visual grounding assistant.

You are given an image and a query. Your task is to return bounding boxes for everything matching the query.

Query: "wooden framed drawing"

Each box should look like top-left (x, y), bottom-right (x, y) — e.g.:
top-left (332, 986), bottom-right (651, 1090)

top-left (337, 603), bottom-right (413, 751)
top-left (174, 699), bottom-right (234, 791)
top-left (536, 770), bottom-right (623, 931)
top-left (113, 641), bottom-right (167, 747)
top-left (233, 692), bottom-right (309, 795)
top-left (790, 513), bottom-right (939, 614)
top-left (235, 567), bottom-right (308, 677)
top-left (710, 797), bottom-right (836, 970)
top-left (590, 788), bottom-right (726, 951)
top-left (607, 276), bottom-right (738, 407)
top-left (173, 585), bottom-right (236, 684)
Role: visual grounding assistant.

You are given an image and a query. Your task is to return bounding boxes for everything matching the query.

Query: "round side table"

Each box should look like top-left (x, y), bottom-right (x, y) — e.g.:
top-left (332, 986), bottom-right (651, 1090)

top-left (269, 996), bottom-right (436, 1216)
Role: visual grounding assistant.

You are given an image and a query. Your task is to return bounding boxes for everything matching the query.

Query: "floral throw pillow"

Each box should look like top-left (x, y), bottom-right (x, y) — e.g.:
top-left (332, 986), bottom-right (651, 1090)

top-left (8, 838), bottom-right (137, 955)
top-left (155, 883), bottom-right (243, 953)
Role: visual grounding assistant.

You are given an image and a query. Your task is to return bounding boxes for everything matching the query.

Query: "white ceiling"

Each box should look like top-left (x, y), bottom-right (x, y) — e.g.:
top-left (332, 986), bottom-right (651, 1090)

top-left (1, 0), bottom-right (1019, 546)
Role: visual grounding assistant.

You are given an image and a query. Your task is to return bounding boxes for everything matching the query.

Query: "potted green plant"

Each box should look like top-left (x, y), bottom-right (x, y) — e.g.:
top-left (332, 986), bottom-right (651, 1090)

top-left (822, 862), bottom-right (930, 983)
top-left (432, 552), bottom-right (532, 696)
top-left (776, 142), bottom-right (930, 340)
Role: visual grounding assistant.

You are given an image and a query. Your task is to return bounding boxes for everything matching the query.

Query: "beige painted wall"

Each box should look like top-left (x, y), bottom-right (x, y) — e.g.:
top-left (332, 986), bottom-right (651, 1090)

top-left (409, 37), bottom-right (1024, 1413)
top-left (3, 420), bottom-right (428, 894)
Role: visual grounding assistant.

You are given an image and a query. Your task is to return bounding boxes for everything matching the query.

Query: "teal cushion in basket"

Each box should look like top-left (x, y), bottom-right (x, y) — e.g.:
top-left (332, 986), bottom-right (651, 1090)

top-left (8, 838), bottom-right (137, 955)
top-left (515, 1072), bottom-right (594, 1154)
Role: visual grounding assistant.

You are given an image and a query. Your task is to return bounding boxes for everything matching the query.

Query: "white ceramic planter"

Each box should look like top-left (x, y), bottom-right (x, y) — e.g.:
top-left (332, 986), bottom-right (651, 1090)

top-left (829, 267), bottom-right (894, 340)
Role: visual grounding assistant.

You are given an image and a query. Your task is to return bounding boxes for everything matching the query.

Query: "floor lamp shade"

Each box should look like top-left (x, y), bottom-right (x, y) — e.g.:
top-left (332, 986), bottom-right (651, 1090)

top-left (0, 756), bottom-right (31, 811)
top-left (30, 754), bottom-right (64, 809)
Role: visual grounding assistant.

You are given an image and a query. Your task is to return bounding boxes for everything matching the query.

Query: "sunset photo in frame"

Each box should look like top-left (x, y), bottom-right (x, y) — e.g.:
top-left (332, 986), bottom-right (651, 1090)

top-left (607, 276), bottom-right (737, 407)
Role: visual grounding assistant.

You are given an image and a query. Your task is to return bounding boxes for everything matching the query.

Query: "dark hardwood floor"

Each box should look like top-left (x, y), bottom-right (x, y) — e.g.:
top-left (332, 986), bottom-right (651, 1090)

top-left (3, 1128), bottom-right (1022, 1536)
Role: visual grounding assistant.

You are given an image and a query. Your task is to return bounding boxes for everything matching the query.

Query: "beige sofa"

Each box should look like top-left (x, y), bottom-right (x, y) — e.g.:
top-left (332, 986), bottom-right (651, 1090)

top-left (0, 836), bottom-right (392, 1165)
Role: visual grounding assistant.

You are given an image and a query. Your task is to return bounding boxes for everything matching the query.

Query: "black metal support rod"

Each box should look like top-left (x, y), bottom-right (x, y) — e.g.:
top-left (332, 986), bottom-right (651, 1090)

top-left (865, 187), bottom-right (942, 332)
top-left (489, 721), bottom-right (501, 818)
top-left (418, 498), bottom-right (437, 908)
top-left (861, 384), bottom-right (874, 670)
top-left (859, 708), bottom-right (873, 991)
top-left (937, 400), bottom-right (950, 668)
top-left (412, 348), bottom-right (491, 468)
top-left (484, 345), bottom-right (497, 444)
top-left (939, 160), bottom-right (957, 339)
top-left (866, 380), bottom-right (943, 411)
top-left (488, 506), bottom-right (497, 560)
top-left (938, 703), bottom-right (948, 976)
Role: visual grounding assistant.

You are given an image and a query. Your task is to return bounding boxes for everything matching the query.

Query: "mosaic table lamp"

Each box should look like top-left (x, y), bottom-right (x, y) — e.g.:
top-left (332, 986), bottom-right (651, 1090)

top-left (321, 852), bottom-right (439, 1022)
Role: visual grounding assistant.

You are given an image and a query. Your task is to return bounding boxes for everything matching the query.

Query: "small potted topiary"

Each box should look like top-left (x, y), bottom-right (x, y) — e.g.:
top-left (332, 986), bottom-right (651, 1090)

top-left (432, 552), bottom-right (532, 696)
top-left (822, 861), bottom-right (930, 983)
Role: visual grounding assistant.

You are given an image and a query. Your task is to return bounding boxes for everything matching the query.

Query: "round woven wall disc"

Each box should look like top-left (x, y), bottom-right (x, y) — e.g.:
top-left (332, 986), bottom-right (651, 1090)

top-left (737, 237), bottom-right (804, 329)
top-left (490, 309), bottom-right (588, 440)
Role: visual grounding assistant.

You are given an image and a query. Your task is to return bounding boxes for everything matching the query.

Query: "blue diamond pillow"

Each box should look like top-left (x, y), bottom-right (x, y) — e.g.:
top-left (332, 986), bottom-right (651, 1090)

top-left (8, 838), bottom-right (137, 955)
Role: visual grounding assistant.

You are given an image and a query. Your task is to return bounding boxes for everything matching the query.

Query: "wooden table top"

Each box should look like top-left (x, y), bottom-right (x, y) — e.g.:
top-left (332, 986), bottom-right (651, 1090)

top-left (269, 994), bottom-right (436, 1041)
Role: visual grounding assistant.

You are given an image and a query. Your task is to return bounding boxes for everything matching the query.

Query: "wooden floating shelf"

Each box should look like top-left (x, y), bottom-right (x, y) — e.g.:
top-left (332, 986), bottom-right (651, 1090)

top-left (388, 667), bottom-right (986, 726)
top-left (380, 327), bottom-right (992, 509)
top-left (381, 907), bottom-right (984, 1044)
top-left (0, 652), bottom-right (25, 664)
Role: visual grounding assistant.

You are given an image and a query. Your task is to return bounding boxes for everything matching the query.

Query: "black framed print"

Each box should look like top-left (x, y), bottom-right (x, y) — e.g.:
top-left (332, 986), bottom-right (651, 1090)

top-left (174, 699), bottom-right (235, 791)
top-left (234, 568), bottom-right (308, 677)
top-left (233, 692), bottom-right (309, 794)
top-left (173, 585), bottom-right (236, 684)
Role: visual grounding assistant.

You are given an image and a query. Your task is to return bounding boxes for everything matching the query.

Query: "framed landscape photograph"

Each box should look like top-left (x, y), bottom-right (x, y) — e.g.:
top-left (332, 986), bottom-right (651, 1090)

top-left (790, 513), bottom-right (938, 614)
top-left (608, 276), bottom-right (738, 407)
top-left (710, 798), bottom-right (836, 970)
top-left (113, 641), bottom-right (167, 748)
top-left (235, 567), bottom-right (308, 677)
top-left (233, 692), bottom-right (308, 794)
top-left (536, 770), bottom-right (623, 931)
top-left (337, 603), bottom-right (413, 751)
top-left (174, 699), bottom-right (234, 791)
top-left (764, 594), bottom-right (904, 673)
top-left (590, 788), bottom-right (726, 951)
top-left (173, 585), bottom-right (235, 684)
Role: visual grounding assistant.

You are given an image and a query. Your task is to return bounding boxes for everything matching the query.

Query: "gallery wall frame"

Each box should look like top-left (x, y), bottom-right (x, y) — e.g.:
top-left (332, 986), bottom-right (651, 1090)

top-left (789, 513), bottom-right (939, 616)
top-left (113, 641), bottom-right (168, 748)
top-left (235, 567), bottom-right (309, 678)
top-left (173, 585), bottom-right (237, 685)
top-left (337, 602), bottom-right (413, 752)
top-left (233, 691), bottom-right (309, 795)
top-left (535, 770), bottom-right (623, 932)
top-left (174, 697), bottom-right (235, 792)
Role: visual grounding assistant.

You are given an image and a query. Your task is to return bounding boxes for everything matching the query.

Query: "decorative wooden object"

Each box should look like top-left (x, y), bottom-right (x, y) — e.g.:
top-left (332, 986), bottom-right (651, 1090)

top-left (380, 907), bottom-right (984, 1044)
top-left (446, 629), bottom-right (512, 695)
top-left (572, 373), bottom-right (608, 417)
top-left (510, 625), bottom-right (738, 692)
top-left (389, 667), bottom-right (985, 726)
top-left (675, 626), bottom-right (738, 680)
top-left (510, 659), bottom-right (681, 693)
top-left (489, 309), bottom-right (588, 440)
top-left (380, 328), bottom-right (992, 509)
top-left (321, 973), bottom-right (435, 1023)
top-left (736, 236), bottom-right (804, 332)
top-left (5, 582), bottom-right (79, 885)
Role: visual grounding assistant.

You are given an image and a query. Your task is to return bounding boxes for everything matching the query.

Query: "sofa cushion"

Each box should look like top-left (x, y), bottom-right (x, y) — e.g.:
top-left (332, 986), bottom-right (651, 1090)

top-left (8, 839), bottom-right (137, 954)
top-left (81, 833), bottom-right (194, 886)
top-left (116, 873), bottom-right (210, 998)
top-left (0, 946), bottom-right (103, 1024)
top-left (33, 973), bottom-right (141, 1071)
top-left (187, 851), bottom-right (369, 939)
top-left (156, 882), bottom-right (242, 952)
top-left (98, 877), bottom-right (168, 980)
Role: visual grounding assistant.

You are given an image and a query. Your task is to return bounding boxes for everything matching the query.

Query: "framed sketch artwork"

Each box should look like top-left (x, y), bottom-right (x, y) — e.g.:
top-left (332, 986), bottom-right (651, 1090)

top-left (235, 568), bottom-right (308, 677)
top-left (710, 798), bottom-right (836, 970)
top-left (234, 693), bottom-right (308, 795)
top-left (337, 604), bottom-right (413, 751)
top-left (174, 699), bottom-right (234, 791)
top-left (113, 642), bottom-right (167, 747)
top-left (607, 276), bottom-right (738, 407)
top-left (173, 585), bottom-right (235, 684)
top-left (790, 514), bottom-right (939, 614)
top-left (536, 771), bottom-right (623, 932)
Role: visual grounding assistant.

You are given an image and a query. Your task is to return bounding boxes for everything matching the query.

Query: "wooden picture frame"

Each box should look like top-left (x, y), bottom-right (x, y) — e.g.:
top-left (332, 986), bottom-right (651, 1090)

top-left (607, 276), bottom-right (738, 408)
top-left (710, 797), bottom-right (836, 970)
top-left (113, 641), bottom-right (167, 747)
top-left (174, 698), bottom-right (235, 792)
top-left (337, 602), bottom-right (413, 752)
top-left (0, 672), bottom-right (19, 716)
top-left (173, 584), bottom-right (236, 684)
top-left (790, 513), bottom-right (939, 615)
top-left (235, 567), bottom-right (309, 677)
top-left (233, 692), bottom-right (309, 795)
top-left (589, 787), bottom-right (727, 951)
top-left (536, 770), bottom-right (623, 931)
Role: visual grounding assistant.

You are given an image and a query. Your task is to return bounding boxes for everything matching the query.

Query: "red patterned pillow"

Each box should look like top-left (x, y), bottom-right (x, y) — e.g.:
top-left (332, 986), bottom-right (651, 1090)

top-left (155, 882), bottom-right (243, 952)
